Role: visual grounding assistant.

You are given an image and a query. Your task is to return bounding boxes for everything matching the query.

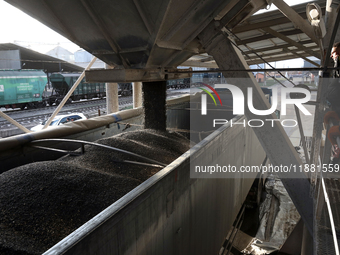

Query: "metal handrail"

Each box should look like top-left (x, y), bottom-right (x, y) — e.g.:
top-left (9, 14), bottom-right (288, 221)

top-left (29, 138), bottom-right (167, 168)
top-left (318, 118), bottom-right (340, 255)
top-left (321, 176), bottom-right (340, 255)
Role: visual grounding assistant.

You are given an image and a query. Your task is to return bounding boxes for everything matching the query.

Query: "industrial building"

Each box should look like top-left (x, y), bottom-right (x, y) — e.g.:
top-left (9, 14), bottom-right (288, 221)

top-left (0, 0), bottom-right (338, 254)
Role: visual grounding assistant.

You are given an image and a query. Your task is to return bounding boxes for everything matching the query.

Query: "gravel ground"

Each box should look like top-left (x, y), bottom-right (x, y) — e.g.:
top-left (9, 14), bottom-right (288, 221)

top-left (0, 129), bottom-right (190, 254)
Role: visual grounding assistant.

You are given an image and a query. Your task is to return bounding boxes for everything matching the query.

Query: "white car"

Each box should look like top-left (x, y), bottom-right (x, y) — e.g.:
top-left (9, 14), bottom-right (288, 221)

top-left (31, 113), bottom-right (87, 131)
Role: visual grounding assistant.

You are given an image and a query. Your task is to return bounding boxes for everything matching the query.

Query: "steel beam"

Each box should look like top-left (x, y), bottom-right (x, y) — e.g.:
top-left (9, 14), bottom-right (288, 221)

top-left (272, 0), bottom-right (319, 45)
top-left (232, 5), bottom-right (325, 34)
top-left (85, 68), bottom-right (191, 83)
top-left (0, 112), bottom-right (31, 133)
top-left (245, 53), bottom-right (313, 65)
top-left (262, 27), bottom-right (321, 59)
top-left (283, 49), bottom-right (320, 67)
top-left (180, 60), bottom-right (218, 68)
top-left (43, 57), bottom-right (97, 129)
top-left (80, 0), bottom-right (129, 68)
top-left (241, 40), bottom-right (315, 55)
top-left (133, 0), bottom-right (154, 35)
top-left (197, 25), bottom-right (314, 235)
top-left (310, 1), bottom-right (340, 169)
top-left (236, 28), bottom-right (303, 45)
top-left (245, 48), bottom-right (303, 60)
top-left (233, 12), bottom-right (309, 34)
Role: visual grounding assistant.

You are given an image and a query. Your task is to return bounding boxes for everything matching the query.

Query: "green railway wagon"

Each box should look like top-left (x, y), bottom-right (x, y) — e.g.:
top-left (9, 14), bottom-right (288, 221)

top-left (49, 73), bottom-right (106, 105)
top-left (0, 70), bottom-right (47, 109)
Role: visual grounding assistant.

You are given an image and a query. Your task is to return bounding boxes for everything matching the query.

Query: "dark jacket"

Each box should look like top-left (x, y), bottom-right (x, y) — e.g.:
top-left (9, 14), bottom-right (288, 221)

top-left (326, 57), bottom-right (340, 109)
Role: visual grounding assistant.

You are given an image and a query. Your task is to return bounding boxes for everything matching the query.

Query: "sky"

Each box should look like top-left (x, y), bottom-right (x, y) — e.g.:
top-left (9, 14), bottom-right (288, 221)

top-left (0, 0), bottom-right (313, 67)
top-left (0, 0), bottom-right (81, 53)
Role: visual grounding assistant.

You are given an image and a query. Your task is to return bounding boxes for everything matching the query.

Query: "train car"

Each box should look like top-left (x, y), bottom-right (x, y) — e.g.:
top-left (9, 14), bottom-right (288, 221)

top-left (118, 83), bottom-right (133, 96)
top-left (167, 77), bottom-right (190, 89)
top-left (0, 69), bottom-right (47, 110)
top-left (167, 71), bottom-right (224, 89)
top-left (49, 73), bottom-right (134, 105)
top-left (48, 73), bottom-right (106, 105)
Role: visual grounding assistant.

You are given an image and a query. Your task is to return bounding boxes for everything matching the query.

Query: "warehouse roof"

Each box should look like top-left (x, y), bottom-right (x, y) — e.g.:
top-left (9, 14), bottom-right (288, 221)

top-left (0, 43), bottom-right (83, 73)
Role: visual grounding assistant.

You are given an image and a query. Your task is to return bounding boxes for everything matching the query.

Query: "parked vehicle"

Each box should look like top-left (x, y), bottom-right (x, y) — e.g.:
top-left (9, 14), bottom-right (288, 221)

top-left (30, 113), bottom-right (87, 131)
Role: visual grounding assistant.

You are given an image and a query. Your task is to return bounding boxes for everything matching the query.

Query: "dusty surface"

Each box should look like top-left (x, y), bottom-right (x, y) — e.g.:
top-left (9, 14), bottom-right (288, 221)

top-left (0, 129), bottom-right (190, 254)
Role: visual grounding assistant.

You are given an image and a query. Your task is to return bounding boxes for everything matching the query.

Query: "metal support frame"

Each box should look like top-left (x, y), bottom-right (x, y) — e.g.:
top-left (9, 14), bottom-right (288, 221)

top-left (236, 28), bottom-right (303, 45)
top-left (80, 0), bottom-right (128, 68)
top-left (85, 67), bottom-right (192, 83)
top-left (284, 48), bottom-right (320, 67)
top-left (228, 31), bottom-right (312, 168)
top-left (272, 0), bottom-right (319, 45)
top-left (310, 4), bottom-right (340, 185)
top-left (261, 27), bottom-right (321, 59)
top-left (295, 105), bottom-right (310, 164)
top-left (180, 60), bottom-right (218, 68)
top-left (310, 7), bottom-right (340, 254)
top-left (198, 24), bottom-right (313, 235)
top-left (133, 0), bottom-right (154, 35)
top-left (241, 39), bottom-right (315, 54)
top-left (0, 111), bottom-right (31, 133)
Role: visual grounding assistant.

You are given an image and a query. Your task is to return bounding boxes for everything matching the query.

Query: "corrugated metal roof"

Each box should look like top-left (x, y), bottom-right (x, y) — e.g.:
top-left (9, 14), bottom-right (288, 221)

top-left (0, 69), bottom-right (46, 77)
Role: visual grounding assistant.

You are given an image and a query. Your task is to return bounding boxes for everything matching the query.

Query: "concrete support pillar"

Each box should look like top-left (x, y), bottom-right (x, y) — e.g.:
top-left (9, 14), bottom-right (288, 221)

top-left (105, 64), bottom-right (119, 114)
top-left (197, 27), bottom-right (313, 235)
top-left (142, 81), bottom-right (166, 131)
top-left (133, 82), bottom-right (142, 108)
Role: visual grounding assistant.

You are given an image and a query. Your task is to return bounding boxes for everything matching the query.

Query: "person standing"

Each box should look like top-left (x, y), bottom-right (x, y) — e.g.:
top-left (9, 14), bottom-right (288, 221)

top-left (324, 42), bottom-right (340, 159)
top-left (326, 42), bottom-right (340, 112)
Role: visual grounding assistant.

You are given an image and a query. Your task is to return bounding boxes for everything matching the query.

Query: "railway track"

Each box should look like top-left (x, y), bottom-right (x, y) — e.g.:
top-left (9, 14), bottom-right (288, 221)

top-left (0, 97), bottom-right (133, 131)
top-left (0, 91), bottom-right (188, 135)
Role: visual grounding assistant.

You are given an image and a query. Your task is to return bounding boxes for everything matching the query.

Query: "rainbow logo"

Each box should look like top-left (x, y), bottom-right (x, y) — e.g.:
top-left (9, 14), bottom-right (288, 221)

top-left (198, 83), bottom-right (223, 106)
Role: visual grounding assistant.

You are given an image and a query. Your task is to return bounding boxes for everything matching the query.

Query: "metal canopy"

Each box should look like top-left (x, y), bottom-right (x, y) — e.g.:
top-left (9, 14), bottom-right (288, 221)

top-left (0, 43), bottom-right (83, 73)
top-left (233, 0), bottom-right (325, 66)
top-left (183, 0), bottom-right (325, 68)
top-left (5, 0), bottom-right (268, 71)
